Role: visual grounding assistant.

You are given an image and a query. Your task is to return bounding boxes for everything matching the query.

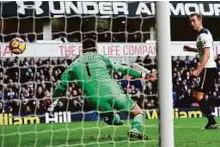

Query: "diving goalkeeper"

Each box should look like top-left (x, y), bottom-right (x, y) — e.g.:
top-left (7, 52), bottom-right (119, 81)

top-left (51, 38), bottom-right (156, 140)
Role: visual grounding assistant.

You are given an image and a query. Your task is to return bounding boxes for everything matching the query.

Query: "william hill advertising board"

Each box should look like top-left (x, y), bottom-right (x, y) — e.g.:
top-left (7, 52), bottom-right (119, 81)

top-left (1, 107), bottom-right (220, 125)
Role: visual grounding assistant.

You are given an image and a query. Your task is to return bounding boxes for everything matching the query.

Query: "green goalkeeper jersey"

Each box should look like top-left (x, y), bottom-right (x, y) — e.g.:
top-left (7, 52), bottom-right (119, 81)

top-left (52, 52), bottom-right (142, 99)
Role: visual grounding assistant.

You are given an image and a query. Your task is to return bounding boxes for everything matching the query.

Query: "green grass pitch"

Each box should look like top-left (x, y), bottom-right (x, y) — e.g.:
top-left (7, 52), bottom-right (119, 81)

top-left (0, 118), bottom-right (220, 147)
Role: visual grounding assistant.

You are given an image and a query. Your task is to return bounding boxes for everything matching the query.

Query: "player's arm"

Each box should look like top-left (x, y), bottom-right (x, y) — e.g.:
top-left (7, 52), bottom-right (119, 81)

top-left (113, 62), bottom-right (156, 80)
top-left (112, 63), bottom-right (142, 78)
top-left (101, 55), bottom-right (154, 80)
top-left (50, 69), bottom-right (74, 111)
top-left (183, 45), bottom-right (198, 52)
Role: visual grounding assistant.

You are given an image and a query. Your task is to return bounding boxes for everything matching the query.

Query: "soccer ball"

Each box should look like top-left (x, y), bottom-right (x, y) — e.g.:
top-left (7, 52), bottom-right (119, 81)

top-left (9, 38), bottom-right (26, 54)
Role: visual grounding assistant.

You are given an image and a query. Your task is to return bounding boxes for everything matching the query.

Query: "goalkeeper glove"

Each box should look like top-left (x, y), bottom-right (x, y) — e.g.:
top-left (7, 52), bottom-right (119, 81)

top-left (132, 63), bottom-right (157, 81)
top-left (142, 71), bottom-right (157, 81)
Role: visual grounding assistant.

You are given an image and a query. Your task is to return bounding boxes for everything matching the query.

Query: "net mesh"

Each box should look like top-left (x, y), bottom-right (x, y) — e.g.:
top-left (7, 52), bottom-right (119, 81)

top-left (0, 1), bottom-right (158, 147)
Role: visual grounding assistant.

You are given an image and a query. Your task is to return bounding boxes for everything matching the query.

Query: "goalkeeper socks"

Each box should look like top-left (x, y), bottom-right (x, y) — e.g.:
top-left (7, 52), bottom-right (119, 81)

top-left (207, 114), bottom-right (216, 125)
top-left (112, 113), bottom-right (121, 124)
top-left (198, 98), bottom-right (216, 124)
top-left (131, 113), bottom-right (144, 133)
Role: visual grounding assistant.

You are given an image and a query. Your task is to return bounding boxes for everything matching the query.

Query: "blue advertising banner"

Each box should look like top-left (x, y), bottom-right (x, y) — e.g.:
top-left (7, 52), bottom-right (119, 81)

top-left (1, 107), bottom-right (220, 125)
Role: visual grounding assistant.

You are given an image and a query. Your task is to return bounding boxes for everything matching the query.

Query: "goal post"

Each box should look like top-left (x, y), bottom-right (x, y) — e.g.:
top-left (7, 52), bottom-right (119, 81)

top-left (156, 1), bottom-right (174, 147)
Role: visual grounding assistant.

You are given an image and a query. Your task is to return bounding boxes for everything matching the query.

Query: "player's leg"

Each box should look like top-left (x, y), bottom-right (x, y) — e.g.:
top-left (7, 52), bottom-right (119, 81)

top-left (100, 111), bottom-right (124, 126)
top-left (193, 68), bottom-right (217, 129)
top-left (128, 104), bottom-right (149, 140)
top-left (112, 93), bottom-right (149, 140)
top-left (193, 91), bottom-right (217, 129)
top-left (88, 97), bottom-right (123, 125)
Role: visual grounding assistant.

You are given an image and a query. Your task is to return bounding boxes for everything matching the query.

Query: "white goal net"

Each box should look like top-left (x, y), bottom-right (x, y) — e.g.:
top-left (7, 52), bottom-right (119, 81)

top-left (0, 1), bottom-right (160, 147)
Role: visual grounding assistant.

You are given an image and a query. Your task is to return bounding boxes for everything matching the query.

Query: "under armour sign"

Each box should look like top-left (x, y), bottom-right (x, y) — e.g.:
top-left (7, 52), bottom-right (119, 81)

top-left (16, 1), bottom-right (44, 15)
top-left (1, 1), bottom-right (220, 17)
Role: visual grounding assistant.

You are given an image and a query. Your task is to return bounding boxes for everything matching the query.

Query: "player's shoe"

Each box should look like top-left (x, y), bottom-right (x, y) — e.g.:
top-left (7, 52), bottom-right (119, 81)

top-left (128, 131), bottom-right (150, 140)
top-left (202, 122), bottom-right (218, 130)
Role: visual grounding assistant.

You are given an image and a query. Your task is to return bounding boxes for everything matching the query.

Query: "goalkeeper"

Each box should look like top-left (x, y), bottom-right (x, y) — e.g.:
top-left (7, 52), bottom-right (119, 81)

top-left (51, 38), bottom-right (156, 140)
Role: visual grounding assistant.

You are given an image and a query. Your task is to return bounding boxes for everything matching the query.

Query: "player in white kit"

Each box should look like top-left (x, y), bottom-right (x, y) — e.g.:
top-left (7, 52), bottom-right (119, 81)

top-left (183, 13), bottom-right (218, 129)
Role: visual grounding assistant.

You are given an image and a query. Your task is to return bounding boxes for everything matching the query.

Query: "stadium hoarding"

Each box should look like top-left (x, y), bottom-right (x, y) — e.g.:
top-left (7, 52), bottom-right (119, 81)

top-left (1, 107), bottom-right (220, 125)
top-left (1, 1), bottom-right (220, 18)
top-left (0, 113), bottom-right (40, 125)
top-left (2, 42), bottom-right (220, 57)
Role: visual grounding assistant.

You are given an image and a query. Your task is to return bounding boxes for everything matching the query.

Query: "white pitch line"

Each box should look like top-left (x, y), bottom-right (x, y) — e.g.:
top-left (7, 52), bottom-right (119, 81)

top-left (53, 139), bottom-right (158, 147)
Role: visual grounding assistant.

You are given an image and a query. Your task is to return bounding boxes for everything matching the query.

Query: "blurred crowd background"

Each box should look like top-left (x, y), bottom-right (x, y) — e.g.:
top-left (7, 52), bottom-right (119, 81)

top-left (1, 54), bottom-right (220, 115)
